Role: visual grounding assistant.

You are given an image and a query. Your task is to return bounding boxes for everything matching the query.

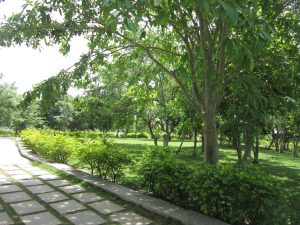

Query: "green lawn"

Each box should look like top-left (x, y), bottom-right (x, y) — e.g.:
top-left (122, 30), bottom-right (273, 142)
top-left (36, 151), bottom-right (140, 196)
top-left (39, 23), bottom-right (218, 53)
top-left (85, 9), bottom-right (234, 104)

top-left (111, 137), bottom-right (300, 223)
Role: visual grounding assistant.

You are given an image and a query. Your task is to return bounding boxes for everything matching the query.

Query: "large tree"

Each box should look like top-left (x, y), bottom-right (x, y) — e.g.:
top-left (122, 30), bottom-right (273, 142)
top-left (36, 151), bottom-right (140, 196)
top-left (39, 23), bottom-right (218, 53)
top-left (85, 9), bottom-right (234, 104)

top-left (1, 0), bottom-right (297, 163)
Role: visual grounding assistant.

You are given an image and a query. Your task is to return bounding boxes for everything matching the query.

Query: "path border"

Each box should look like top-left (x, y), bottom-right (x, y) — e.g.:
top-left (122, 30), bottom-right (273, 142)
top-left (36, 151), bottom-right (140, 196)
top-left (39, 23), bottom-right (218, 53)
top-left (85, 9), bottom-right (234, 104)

top-left (15, 138), bottom-right (229, 225)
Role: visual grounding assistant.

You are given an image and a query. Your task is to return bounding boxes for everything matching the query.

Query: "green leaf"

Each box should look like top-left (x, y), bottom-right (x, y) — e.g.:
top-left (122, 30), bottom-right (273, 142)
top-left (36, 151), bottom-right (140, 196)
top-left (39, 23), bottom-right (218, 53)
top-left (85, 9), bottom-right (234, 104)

top-left (126, 18), bottom-right (137, 32)
top-left (157, 12), bottom-right (168, 25)
top-left (220, 1), bottom-right (237, 25)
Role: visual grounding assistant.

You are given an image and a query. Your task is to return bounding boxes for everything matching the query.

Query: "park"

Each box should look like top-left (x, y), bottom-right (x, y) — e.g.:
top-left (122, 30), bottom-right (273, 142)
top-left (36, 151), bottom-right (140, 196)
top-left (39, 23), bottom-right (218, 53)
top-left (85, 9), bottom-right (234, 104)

top-left (0, 1), bottom-right (299, 225)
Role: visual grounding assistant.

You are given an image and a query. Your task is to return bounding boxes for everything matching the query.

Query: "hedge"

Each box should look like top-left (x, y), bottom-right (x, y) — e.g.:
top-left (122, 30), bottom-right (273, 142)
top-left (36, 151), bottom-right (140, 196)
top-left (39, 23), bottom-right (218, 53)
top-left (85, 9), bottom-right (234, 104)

top-left (138, 148), bottom-right (290, 225)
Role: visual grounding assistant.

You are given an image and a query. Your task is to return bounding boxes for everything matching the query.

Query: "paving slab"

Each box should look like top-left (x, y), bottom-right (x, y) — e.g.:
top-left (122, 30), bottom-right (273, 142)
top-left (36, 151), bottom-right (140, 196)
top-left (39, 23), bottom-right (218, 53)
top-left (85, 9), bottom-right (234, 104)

top-left (18, 179), bottom-right (43, 186)
top-left (0, 178), bottom-right (12, 185)
top-left (46, 179), bottom-right (72, 187)
top-left (0, 212), bottom-right (14, 225)
top-left (58, 184), bottom-right (86, 194)
top-left (0, 184), bottom-right (22, 193)
top-left (110, 211), bottom-right (153, 225)
top-left (30, 170), bottom-right (52, 176)
top-left (26, 184), bottom-right (54, 194)
top-left (65, 210), bottom-right (107, 225)
top-left (1, 191), bottom-right (32, 203)
top-left (20, 211), bottom-right (62, 225)
top-left (11, 174), bottom-right (33, 180)
top-left (0, 174), bottom-right (7, 179)
top-left (50, 200), bottom-right (86, 214)
top-left (0, 165), bottom-right (19, 171)
top-left (38, 174), bottom-right (60, 180)
top-left (38, 191), bottom-right (69, 203)
top-left (10, 200), bottom-right (46, 215)
top-left (72, 192), bottom-right (104, 203)
top-left (5, 170), bottom-right (28, 175)
top-left (88, 200), bottom-right (124, 215)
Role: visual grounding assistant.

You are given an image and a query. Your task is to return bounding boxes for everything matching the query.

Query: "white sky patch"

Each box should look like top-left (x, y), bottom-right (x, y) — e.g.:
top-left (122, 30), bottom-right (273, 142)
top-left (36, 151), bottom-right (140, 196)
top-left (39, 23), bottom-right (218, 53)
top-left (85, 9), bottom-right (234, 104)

top-left (0, 0), bottom-right (88, 94)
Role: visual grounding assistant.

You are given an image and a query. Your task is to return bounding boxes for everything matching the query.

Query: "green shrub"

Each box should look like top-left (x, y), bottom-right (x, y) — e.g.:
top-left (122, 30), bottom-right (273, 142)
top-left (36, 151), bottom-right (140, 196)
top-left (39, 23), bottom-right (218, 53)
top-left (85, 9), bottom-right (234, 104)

top-left (0, 130), bottom-right (15, 137)
top-left (21, 129), bottom-right (77, 163)
top-left (120, 132), bottom-right (148, 138)
top-left (138, 148), bottom-right (193, 206)
top-left (138, 148), bottom-right (290, 225)
top-left (72, 138), bottom-right (131, 182)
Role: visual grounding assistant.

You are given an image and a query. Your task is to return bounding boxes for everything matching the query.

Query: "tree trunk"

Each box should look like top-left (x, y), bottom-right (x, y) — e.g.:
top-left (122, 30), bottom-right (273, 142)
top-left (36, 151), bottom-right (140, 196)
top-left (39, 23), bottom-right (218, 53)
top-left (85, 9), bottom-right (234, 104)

top-left (193, 128), bottom-right (198, 157)
top-left (201, 130), bottom-right (205, 153)
top-left (203, 110), bottom-right (218, 164)
top-left (293, 138), bottom-right (299, 158)
top-left (233, 134), bottom-right (242, 162)
top-left (162, 119), bottom-right (170, 147)
top-left (147, 122), bottom-right (158, 146)
top-left (253, 135), bottom-right (259, 164)
top-left (243, 129), bottom-right (253, 161)
top-left (177, 135), bottom-right (185, 154)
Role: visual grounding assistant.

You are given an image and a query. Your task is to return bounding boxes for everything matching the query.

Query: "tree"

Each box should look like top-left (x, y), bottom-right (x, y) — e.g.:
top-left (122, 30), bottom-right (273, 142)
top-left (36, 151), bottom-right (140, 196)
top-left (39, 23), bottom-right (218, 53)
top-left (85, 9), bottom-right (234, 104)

top-left (0, 82), bottom-right (20, 128)
top-left (1, 0), bottom-right (297, 163)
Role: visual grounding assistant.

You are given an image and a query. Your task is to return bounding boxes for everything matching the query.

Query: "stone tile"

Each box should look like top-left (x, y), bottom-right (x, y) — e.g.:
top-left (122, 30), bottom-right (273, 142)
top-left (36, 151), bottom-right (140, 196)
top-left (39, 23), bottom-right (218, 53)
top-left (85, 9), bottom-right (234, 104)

top-left (30, 170), bottom-right (51, 176)
top-left (20, 211), bottom-right (62, 225)
top-left (0, 174), bottom-right (7, 179)
top-left (26, 185), bottom-right (54, 194)
top-left (72, 192), bottom-right (104, 203)
top-left (1, 192), bottom-right (31, 203)
top-left (0, 184), bottom-right (22, 193)
top-left (58, 185), bottom-right (86, 194)
top-left (38, 191), bottom-right (68, 203)
top-left (46, 179), bottom-right (72, 187)
top-left (11, 174), bottom-right (33, 180)
top-left (66, 210), bottom-right (107, 225)
top-left (50, 200), bottom-right (86, 214)
top-left (0, 165), bottom-right (18, 171)
top-left (6, 170), bottom-right (27, 175)
top-left (0, 178), bottom-right (12, 185)
top-left (0, 212), bottom-right (14, 225)
top-left (18, 179), bottom-right (43, 186)
top-left (88, 200), bottom-right (124, 215)
top-left (10, 200), bottom-right (45, 215)
top-left (38, 174), bottom-right (59, 180)
top-left (110, 211), bottom-right (153, 225)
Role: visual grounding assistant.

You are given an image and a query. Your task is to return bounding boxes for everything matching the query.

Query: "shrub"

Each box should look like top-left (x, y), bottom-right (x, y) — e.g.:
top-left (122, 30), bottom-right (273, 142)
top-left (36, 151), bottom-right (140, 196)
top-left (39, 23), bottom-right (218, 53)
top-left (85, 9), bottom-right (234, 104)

top-left (0, 130), bottom-right (15, 137)
top-left (74, 138), bottom-right (131, 182)
top-left (138, 148), bottom-right (193, 206)
top-left (120, 132), bottom-right (148, 138)
top-left (138, 148), bottom-right (290, 225)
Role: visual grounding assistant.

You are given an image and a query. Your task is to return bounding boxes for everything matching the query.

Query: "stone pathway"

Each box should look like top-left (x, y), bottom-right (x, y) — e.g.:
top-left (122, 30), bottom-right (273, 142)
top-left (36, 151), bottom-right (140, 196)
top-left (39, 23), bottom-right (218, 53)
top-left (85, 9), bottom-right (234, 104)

top-left (0, 138), bottom-right (155, 225)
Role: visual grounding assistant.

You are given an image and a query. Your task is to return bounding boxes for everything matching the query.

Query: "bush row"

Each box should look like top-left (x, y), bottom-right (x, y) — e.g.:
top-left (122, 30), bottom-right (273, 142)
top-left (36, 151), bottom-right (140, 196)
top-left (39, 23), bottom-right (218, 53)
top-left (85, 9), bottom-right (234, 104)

top-left (0, 130), bottom-right (15, 137)
top-left (138, 148), bottom-right (290, 225)
top-left (21, 129), bottom-right (130, 182)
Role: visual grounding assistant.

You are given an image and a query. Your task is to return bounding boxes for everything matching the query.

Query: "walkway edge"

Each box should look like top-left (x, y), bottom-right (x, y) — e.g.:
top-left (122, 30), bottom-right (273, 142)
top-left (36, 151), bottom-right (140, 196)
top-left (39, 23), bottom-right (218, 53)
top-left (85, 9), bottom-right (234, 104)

top-left (16, 139), bottom-right (229, 225)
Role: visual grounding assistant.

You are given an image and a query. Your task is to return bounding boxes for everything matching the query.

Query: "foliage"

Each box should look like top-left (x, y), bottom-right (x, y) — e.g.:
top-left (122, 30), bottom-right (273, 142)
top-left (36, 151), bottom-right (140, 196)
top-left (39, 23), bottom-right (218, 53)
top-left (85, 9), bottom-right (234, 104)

top-left (21, 129), bottom-right (131, 182)
top-left (0, 82), bottom-right (20, 128)
top-left (0, 130), bottom-right (15, 137)
top-left (120, 132), bottom-right (148, 138)
top-left (21, 129), bottom-right (77, 163)
top-left (138, 148), bottom-right (290, 225)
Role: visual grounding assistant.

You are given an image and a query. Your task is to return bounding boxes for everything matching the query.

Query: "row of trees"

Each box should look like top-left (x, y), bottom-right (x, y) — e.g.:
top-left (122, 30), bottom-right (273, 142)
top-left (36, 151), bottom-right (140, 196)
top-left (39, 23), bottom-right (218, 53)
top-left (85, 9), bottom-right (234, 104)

top-left (0, 0), bottom-right (299, 164)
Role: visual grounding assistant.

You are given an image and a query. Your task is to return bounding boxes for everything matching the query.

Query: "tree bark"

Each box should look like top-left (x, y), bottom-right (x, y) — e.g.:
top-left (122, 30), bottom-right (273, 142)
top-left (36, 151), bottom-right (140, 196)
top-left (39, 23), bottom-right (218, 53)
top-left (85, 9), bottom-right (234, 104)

top-left (203, 110), bottom-right (218, 164)
top-left (193, 128), bottom-right (198, 157)
top-left (293, 137), bottom-right (299, 158)
top-left (233, 134), bottom-right (242, 162)
top-left (243, 128), bottom-right (254, 161)
top-left (253, 135), bottom-right (259, 164)
top-left (147, 121), bottom-right (158, 146)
